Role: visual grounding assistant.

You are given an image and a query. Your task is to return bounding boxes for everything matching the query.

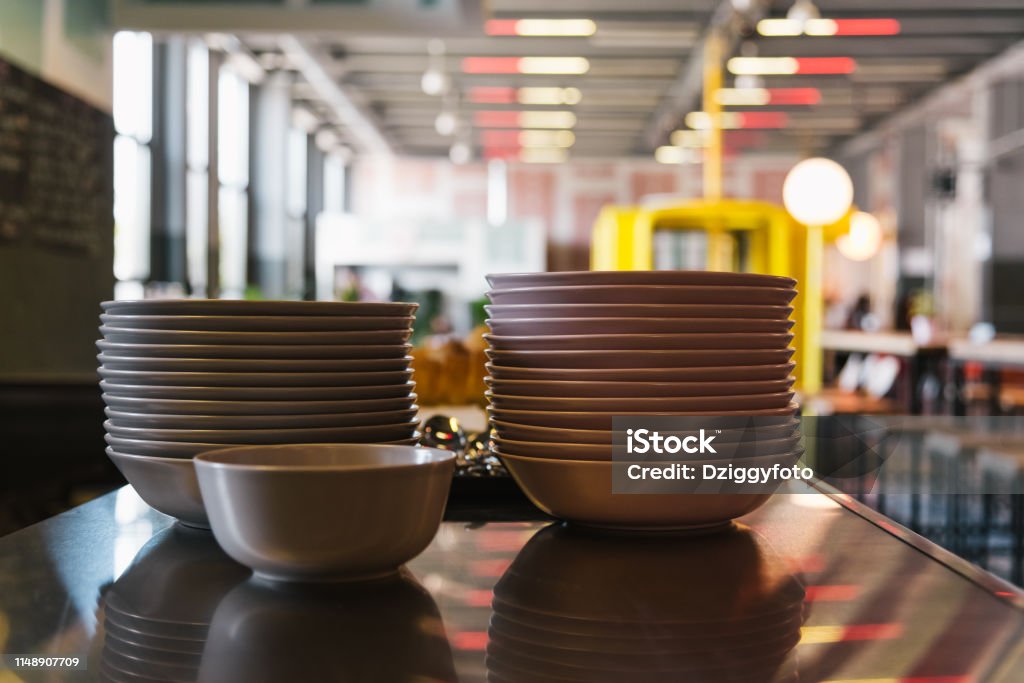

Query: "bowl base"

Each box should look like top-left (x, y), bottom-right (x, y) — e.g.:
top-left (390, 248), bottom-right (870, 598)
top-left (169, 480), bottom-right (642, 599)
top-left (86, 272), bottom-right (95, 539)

top-left (567, 520), bottom-right (736, 536)
top-left (174, 520), bottom-right (212, 531)
top-left (252, 567), bottom-right (402, 585)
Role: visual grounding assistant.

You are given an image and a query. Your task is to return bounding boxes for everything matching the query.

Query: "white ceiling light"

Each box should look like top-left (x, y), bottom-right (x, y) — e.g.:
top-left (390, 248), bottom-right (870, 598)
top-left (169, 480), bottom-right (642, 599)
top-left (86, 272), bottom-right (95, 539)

top-left (787, 0), bottom-right (821, 28)
top-left (837, 211), bottom-right (884, 260)
top-left (783, 158), bottom-right (853, 226)
top-left (435, 110), bottom-right (458, 136)
top-left (449, 140), bottom-right (472, 165)
top-left (421, 39), bottom-right (449, 96)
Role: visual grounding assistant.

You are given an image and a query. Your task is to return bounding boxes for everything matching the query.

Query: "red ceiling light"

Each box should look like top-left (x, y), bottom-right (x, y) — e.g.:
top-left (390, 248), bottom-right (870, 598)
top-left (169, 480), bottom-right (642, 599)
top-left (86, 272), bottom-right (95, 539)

top-left (469, 87), bottom-right (517, 104)
top-left (474, 110), bottom-right (521, 127)
top-left (795, 57), bottom-right (857, 75)
top-left (463, 57), bottom-right (521, 74)
top-left (737, 111), bottom-right (790, 129)
top-left (767, 87), bottom-right (822, 105)
top-left (828, 18), bottom-right (901, 36)
top-left (484, 19), bottom-right (519, 36)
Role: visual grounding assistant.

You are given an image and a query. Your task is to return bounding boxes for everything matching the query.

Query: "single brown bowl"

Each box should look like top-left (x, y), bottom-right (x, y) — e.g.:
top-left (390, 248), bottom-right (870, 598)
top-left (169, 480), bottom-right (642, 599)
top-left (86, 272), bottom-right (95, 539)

top-left (101, 393), bottom-right (416, 415)
top-left (487, 317), bottom-right (794, 336)
top-left (101, 299), bottom-right (418, 317)
top-left (498, 452), bottom-right (781, 531)
top-left (486, 391), bottom-right (795, 413)
top-left (104, 419), bottom-right (420, 445)
top-left (485, 377), bottom-right (795, 398)
top-left (100, 313), bottom-right (416, 332)
top-left (486, 271), bottom-right (797, 290)
top-left (484, 333), bottom-right (794, 352)
top-left (488, 404), bottom-right (798, 431)
top-left (97, 368), bottom-right (415, 387)
top-left (486, 348), bottom-right (794, 369)
top-left (490, 418), bottom-right (799, 445)
top-left (486, 362), bottom-right (796, 383)
top-left (105, 433), bottom-right (421, 458)
top-left (487, 285), bottom-right (796, 306)
top-left (486, 303), bottom-right (794, 320)
top-left (99, 380), bottom-right (417, 402)
top-left (193, 444), bottom-right (455, 581)
top-left (106, 449), bottom-right (209, 527)
top-left (98, 340), bottom-right (413, 359)
top-left (493, 434), bottom-right (803, 462)
top-left (105, 406), bottom-right (420, 430)
top-left (99, 354), bottom-right (412, 373)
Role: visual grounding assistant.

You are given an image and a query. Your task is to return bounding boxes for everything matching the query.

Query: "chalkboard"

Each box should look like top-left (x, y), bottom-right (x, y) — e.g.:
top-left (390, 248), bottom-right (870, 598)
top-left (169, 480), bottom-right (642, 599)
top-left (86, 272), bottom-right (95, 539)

top-left (0, 55), bottom-right (114, 381)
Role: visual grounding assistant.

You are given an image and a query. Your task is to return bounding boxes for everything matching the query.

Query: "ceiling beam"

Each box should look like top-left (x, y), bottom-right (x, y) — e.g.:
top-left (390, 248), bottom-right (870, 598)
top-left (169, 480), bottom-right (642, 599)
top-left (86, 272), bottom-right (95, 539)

top-left (279, 36), bottom-right (393, 156)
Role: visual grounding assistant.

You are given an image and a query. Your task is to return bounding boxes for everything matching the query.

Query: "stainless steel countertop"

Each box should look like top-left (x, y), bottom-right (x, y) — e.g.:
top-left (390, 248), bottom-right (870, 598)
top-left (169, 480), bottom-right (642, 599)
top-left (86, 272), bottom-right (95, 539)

top-left (0, 485), bottom-right (1022, 682)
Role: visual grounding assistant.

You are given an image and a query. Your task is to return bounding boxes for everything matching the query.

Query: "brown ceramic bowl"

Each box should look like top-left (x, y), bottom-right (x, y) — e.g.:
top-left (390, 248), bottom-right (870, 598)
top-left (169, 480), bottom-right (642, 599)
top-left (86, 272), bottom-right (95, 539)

top-left (488, 404), bottom-right (798, 431)
top-left (105, 407), bottom-right (419, 430)
top-left (98, 327), bottom-right (413, 347)
top-left (487, 286), bottom-right (796, 306)
top-left (101, 300), bottom-right (418, 317)
top-left (493, 435), bottom-right (803, 462)
top-left (498, 453), bottom-right (779, 531)
top-left (485, 377), bottom-right (795, 398)
top-left (104, 419), bottom-right (420, 445)
top-left (486, 304), bottom-right (794, 320)
top-left (98, 340), bottom-right (414, 360)
top-left (101, 393), bottom-right (416, 415)
top-left (487, 317), bottom-right (794, 336)
top-left (487, 271), bottom-right (797, 289)
top-left (486, 362), bottom-right (796, 383)
top-left (107, 449), bottom-right (209, 528)
top-left (486, 392), bottom-right (795, 412)
top-left (491, 418), bottom-right (800, 445)
top-left (193, 444), bottom-right (454, 581)
top-left (484, 333), bottom-right (794, 352)
top-left (486, 348), bottom-right (794, 369)
top-left (99, 380), bottom-right (417, 402)
top-left (100, 313), bottom-right (415, 332)
top-left (97, 368), bottom-right (415, 387)
top-left (97, 356), bottom-right (409, 370)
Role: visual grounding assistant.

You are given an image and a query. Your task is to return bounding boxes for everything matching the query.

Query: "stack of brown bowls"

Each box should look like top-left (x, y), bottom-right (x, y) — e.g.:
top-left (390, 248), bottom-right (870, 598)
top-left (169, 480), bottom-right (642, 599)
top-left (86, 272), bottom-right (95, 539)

top-left (484, 271), bottom-right (801, 531)
top-left (98, 299), bottom-right (420, 528)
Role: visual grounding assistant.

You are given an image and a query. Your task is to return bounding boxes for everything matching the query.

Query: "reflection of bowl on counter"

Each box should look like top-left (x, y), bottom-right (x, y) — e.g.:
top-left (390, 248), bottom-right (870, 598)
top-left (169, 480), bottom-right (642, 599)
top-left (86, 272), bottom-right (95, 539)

top-left (100, 525), bottom-right (250, 681)
top-left (489, 522), bottom-right (805, 682)
top-left (198, 569), bottom-right (456, 683)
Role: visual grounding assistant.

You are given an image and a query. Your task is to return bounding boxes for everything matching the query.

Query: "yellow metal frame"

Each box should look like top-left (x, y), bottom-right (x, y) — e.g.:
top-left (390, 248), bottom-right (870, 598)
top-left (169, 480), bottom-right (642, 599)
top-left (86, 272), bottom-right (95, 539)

top-left (590, 200), bottom-right (852, 392)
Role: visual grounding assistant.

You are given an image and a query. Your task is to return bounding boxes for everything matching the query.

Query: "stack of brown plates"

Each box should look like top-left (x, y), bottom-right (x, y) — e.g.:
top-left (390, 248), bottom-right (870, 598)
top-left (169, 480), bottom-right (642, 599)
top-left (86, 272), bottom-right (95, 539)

top-left (487, 523), bottom-right (805, 682)
top-left (485, 271), bottom-right (801, 531)
top-left (98, 299), bottom-right (420, 528)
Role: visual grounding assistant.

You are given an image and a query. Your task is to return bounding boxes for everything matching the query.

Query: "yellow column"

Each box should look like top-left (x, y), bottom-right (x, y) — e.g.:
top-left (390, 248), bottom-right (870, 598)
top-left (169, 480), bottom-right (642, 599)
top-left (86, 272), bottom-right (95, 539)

top-left (802, 224), bottom-right (824, 394)
top-left (702, 31), bottom-right (728, 271)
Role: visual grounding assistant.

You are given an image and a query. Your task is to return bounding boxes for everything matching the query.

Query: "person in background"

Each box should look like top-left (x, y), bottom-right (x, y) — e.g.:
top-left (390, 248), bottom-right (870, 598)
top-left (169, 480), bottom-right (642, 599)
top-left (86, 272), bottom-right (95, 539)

top-left (846, 294), bottom-right (872, 331)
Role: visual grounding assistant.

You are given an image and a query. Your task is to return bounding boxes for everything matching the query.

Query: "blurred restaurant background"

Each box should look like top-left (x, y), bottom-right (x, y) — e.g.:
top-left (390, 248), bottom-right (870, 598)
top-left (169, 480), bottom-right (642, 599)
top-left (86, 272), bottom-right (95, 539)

top-left (2, 0), bottom-right (1024, 580)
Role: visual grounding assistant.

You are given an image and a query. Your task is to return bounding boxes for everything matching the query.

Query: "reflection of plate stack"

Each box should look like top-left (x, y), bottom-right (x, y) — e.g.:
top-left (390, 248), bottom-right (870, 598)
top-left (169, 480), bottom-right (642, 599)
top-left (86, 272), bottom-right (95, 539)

top-left (100, 526), bottom-right (249, 682)
top-left (488, 523), bottom-right (805, 682)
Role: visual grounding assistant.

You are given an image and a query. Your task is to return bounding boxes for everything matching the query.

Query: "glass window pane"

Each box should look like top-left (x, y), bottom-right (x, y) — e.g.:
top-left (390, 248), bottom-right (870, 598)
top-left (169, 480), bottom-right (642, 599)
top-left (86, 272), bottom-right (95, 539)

top-left (218, 66), bottom-right (249, 188)
top-left (186, 170), bottom-right (208, 293)
top-left (187, 41), bottom-right (209, 169)
top-left (286, 127), bottom-right (307, 217)
top-left (323, 153), bottom-right (345, 213)
top-left (113, 136), bottom-right (151, 281)
top-left (219, 187), bottom-right (248, 299)
top-left (113, 32), bottom-right (153, 142)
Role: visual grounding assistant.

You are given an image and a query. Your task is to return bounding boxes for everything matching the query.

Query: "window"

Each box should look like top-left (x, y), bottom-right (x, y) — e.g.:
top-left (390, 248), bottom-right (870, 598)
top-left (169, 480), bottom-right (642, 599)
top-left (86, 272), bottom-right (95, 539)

top-left (112, 31), bottom-right (153, 294)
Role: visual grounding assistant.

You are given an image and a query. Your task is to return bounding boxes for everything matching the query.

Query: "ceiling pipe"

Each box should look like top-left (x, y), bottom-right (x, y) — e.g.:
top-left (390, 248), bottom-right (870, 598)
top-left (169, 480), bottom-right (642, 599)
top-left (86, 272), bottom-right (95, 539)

top-left (279, 35), bottom-right (393, 156)
top-left (643, 0), bottom-right (767, 150)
